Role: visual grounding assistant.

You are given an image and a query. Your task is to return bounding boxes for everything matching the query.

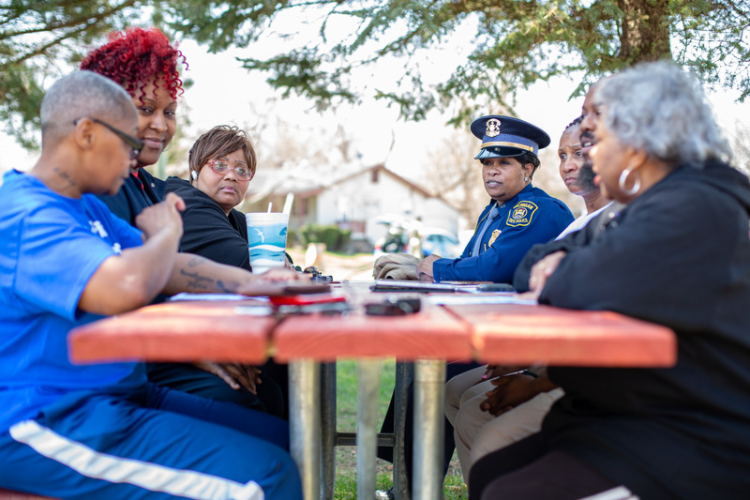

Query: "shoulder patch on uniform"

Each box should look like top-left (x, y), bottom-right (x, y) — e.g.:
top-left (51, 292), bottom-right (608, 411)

top-left (506, 201), bottom-right (538, 227)
top-left (488, 229), bottom-right (501, 247)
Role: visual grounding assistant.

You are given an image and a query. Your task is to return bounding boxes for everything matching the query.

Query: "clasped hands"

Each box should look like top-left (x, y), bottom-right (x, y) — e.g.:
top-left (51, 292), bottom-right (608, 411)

top-left (478, 365), bottom-right (556, 417)
top-left (194, 362), bottom-right (263, 394)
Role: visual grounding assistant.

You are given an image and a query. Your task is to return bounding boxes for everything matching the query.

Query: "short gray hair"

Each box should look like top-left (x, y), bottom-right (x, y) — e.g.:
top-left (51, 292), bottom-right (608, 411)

top-left (41, 70), bottom-right (136, 147)
top-left (596, 61), bottom-right (732, 166)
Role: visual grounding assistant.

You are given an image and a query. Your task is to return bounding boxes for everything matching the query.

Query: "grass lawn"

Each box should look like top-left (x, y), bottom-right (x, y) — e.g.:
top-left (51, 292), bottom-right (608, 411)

top-left (332, 360), bottom-right (468, 499)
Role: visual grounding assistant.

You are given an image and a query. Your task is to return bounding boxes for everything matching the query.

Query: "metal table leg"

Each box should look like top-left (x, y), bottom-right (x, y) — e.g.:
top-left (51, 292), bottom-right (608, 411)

top-left (393, 362), bottom-right (413, 500)
top-left (290, 359), bottom-right (321, 500)
top-left (413, 359), bottom-right (446, 500)
top-left (320, 362), bottom-right (337, 500)
top-left (357, 359), bottom-right (382, 500)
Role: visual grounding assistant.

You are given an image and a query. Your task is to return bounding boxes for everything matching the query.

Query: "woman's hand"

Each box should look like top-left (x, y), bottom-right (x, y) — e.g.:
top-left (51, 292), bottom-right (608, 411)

top-left (480, 372), bottom-right (557, 416)
top-left (194, 362), bottom-right (261, 394)
top-left (528, 251), bottom-right (567, 297)
top-left (256, 268), bottom-right (307, 282)
top-left (416, 254), bottom-right (441, 282)
top-left (136, 193), bottom-right (185, 241)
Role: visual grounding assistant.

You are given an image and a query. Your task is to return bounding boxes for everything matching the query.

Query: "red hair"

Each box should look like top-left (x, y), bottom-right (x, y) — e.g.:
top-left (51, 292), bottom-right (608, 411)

top-left (80, 27), bottom-right (187, 102)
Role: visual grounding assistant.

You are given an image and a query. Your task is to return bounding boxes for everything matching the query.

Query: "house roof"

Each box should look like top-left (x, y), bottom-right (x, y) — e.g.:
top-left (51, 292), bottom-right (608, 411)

top-left (245, 162), bottom-right (436, 200)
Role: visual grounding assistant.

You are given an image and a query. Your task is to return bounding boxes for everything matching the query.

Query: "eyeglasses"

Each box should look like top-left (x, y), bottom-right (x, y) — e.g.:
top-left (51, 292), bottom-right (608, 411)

top-left (207, 158), bottom-right (254, 181)
top-left (73, 117), bottom-right (144, 160)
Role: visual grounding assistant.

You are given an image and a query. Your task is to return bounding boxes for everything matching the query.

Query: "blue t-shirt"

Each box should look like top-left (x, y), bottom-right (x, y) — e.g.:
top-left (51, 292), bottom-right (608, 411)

top-left (0, 170), bottom-right (147, 431)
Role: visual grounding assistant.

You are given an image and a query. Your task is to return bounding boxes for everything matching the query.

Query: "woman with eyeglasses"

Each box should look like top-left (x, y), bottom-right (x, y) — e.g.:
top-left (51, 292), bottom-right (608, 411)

top-left (151, 126), bottom-right (288, 418)
top-left (166, 125), bottom-right (256, 270)
top-left (80, 27), bottom-right (184, 226)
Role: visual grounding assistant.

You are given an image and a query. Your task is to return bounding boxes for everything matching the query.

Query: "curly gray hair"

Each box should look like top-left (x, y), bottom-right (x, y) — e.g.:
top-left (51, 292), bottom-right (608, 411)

top-left (595, 62), bottom-right (732, 166)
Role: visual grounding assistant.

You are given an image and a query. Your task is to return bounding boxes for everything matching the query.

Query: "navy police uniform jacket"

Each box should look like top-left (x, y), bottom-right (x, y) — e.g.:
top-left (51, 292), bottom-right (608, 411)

top-left (432, 184), bottom-right (573, 283)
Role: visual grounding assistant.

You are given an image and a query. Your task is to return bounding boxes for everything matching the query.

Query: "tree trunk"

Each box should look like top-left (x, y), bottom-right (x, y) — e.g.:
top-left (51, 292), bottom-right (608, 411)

top-left (617, 0), bottom-right (672, 63)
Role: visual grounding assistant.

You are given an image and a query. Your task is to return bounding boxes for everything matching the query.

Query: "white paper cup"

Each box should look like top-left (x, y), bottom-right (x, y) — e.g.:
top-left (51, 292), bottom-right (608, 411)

top-left (246, 212), bottom-right (289, 273)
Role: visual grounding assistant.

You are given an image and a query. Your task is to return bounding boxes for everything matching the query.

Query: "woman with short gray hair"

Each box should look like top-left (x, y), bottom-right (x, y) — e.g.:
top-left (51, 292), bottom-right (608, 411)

top-left (596, 61), bottom-right (732, 168)
top-left (472, 61), bottom-right (750, 499)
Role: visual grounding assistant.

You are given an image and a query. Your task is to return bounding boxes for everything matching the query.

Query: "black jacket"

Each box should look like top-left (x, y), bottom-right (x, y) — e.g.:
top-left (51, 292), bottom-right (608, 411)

top-left (96, 169), bottom-right (166, 226)
top-left (518, 162), bottom-right (750, 499)
top-left (165, 177), bottom-right (250, 271)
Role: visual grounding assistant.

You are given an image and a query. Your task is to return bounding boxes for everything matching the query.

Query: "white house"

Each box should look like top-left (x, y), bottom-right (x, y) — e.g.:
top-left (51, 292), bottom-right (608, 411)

top-left (243, 163), bottom-right (461, 247)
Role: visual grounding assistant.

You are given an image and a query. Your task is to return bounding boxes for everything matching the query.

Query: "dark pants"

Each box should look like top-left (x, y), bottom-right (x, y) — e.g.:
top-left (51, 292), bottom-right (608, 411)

top-left (378, 360), bottom-right (482, 485)
top-left (147, 359), bottom-right (288, 419)
top-left (470, 433), bottom-right (621, 500)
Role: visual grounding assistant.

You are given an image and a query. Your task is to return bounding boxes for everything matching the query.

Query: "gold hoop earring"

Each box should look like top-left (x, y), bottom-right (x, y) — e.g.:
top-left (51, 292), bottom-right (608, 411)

top-left (618, 166), bottom-right (641, 196)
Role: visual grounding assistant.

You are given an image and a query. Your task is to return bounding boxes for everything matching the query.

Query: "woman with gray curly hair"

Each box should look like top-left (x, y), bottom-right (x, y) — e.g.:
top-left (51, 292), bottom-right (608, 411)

top-left (472, 61), bottom-right (750, 499)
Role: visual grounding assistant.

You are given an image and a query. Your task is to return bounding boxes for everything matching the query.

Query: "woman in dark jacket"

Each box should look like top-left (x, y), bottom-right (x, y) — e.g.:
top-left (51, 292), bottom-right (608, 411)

top-left (471, 62), bottom-right (750, 499)
top-left (150, 126), bottom-right (287, 418)
top-left (168, 125), bottom-right (255, 270)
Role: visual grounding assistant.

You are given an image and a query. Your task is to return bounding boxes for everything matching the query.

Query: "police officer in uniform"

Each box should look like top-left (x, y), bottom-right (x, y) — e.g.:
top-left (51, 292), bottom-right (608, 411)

top-left (417, 115), bottom-right (574, 283)
top-left (377, 117), bottom-right (574, 500)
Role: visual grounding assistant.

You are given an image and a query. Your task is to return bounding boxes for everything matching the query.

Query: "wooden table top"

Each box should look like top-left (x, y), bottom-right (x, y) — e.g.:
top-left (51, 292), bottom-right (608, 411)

top-left (445, 303), bottom-right (676, 367)
top-left (69, 301), bottom-right (275, 364)
top-left (68, 296), bottom-right (676, 369)
top-left (273, 302), bottom-right (472, 362)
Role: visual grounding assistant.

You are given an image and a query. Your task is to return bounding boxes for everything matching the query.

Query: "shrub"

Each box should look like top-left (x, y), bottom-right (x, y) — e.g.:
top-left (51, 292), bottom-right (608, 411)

top-left (298, 224), bottom-right (352, 252)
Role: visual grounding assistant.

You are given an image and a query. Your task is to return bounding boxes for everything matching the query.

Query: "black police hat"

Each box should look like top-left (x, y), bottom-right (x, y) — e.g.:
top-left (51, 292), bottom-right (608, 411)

top-left (470, 115), bottom-right (551, 160)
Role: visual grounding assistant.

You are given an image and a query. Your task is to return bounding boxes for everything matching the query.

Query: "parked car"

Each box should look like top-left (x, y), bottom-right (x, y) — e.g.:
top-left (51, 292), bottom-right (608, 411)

top-left (374, 225), bottom-right (461, 259)
top-left (420, 228), bottom-right (462, 259)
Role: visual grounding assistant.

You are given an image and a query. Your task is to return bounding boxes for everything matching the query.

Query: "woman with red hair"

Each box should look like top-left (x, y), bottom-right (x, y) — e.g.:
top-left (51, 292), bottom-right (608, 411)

top-left (80, 28), bottom-right (289, 420)
top-left (81, 27), bottom-right (185, 225)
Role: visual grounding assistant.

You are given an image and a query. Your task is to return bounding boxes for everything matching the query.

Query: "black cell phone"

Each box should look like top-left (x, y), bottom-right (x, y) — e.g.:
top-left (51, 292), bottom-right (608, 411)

top-left (365, 297), bottom-right (421, 316)
top-left (476, 283), bottom-right (515, 292)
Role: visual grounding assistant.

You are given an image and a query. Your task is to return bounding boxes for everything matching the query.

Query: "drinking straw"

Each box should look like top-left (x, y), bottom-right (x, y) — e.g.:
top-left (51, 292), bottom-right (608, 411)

top-left (267, 202), bottom-right (273, 213)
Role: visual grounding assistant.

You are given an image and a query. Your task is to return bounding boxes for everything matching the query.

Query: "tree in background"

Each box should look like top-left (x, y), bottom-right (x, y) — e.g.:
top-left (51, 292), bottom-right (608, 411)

top-left (0, 0), bottom-right (142, 148)
top-left (1, 0), bottom-right (748, 147)
top-left (162, 0), bottom-right (750, 124)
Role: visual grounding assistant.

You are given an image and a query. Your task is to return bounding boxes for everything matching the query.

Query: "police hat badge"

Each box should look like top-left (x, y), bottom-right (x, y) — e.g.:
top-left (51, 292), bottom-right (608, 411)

top-left (471, 115), bottom-right (550, 160)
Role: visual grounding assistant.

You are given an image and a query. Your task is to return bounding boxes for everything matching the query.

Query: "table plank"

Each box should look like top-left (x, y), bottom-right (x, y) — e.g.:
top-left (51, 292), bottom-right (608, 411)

top-left (69, 301), bottom-right (275, 364)
top-left (446, 303), bottom-right (676, 367)
top-left (273, 303), bottom-right (472, 362)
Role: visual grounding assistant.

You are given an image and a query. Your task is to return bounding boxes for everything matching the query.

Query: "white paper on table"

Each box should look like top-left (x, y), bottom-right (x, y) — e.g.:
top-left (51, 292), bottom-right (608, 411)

top-left (234, 305), bottom-right (274, 316)
top-left (427, 294), bottom-right (538, 306)
top-left (169, 293), bottom-right (270, 302)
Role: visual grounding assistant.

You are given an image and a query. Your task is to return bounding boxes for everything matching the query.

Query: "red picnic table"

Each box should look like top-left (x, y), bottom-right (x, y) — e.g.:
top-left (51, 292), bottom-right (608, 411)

top-left (67, 287), bottom-right (676, 500)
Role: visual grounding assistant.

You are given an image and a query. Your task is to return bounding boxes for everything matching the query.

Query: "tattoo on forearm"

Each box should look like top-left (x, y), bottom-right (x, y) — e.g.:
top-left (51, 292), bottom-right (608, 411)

top-left (216, 280), bottom-right (235, 293)
top-left (180, 269), bottom-right (215, 290)
top-left (53, 167), bottom-right (76, 187)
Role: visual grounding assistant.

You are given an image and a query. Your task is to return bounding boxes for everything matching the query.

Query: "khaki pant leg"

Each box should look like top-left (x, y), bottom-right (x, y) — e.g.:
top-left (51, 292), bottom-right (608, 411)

top-left (453, 379), bottom-right (496, 483)
top-left (444, 365), bottom-right (487, 426)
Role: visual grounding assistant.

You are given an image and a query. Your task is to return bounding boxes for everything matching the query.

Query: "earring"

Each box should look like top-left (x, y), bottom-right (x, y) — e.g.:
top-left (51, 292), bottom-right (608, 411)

top-left (618, 166), bottom-right (641, 196)
top-left (191, 170), bottom-right (197, 180)
top-left (524, 177), bottom-right (529, 182)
